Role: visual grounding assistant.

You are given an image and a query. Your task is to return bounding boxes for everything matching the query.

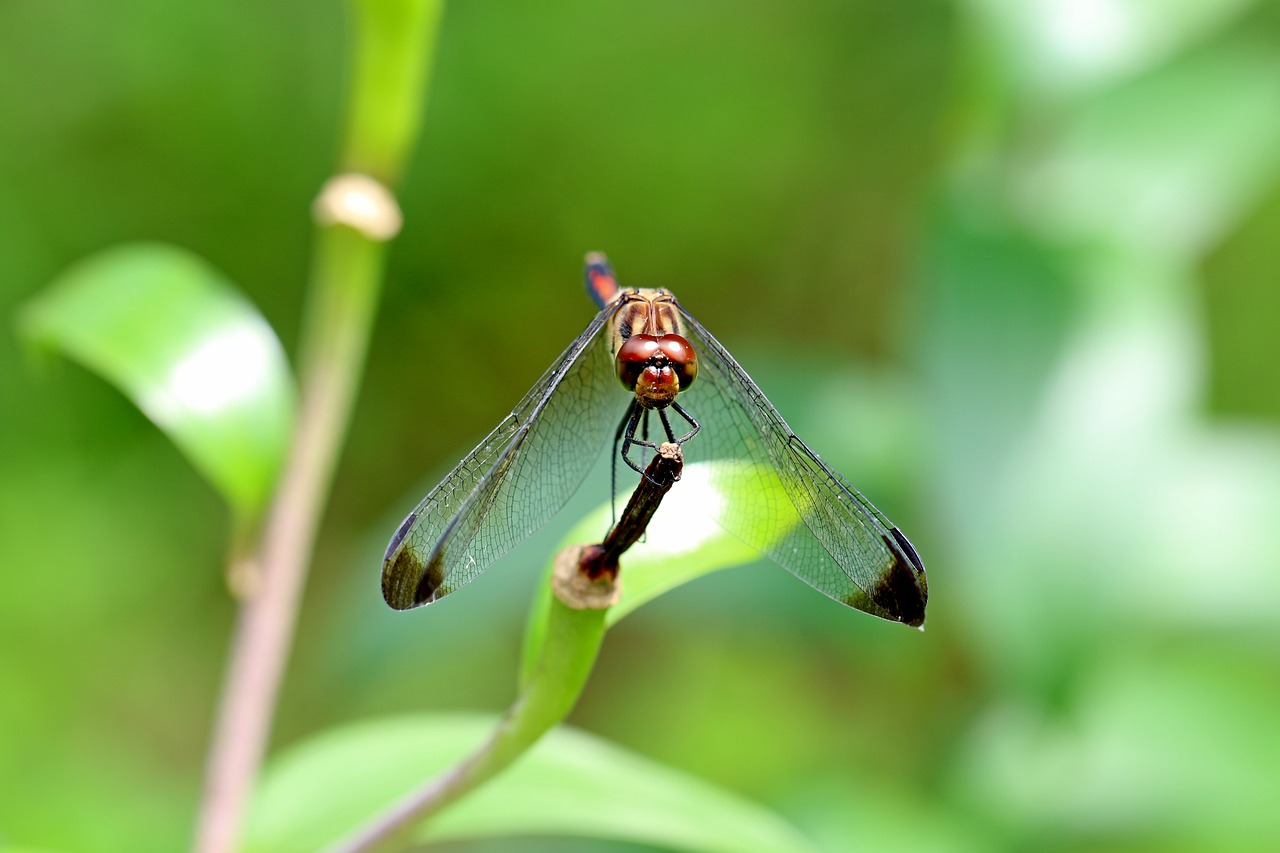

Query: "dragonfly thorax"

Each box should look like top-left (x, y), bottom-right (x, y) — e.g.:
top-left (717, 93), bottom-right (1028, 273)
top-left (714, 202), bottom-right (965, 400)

top-left (616, 333), bottom-right (698, 409)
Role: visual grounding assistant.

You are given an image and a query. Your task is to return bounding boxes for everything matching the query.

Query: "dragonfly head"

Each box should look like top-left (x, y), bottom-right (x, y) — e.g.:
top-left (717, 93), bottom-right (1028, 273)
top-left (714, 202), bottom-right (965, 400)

top-left (617, 333), bottom-right (698, 409)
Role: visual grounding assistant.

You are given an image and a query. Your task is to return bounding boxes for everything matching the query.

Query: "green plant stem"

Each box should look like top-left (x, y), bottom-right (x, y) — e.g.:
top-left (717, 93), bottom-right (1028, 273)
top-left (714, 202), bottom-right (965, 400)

top-left (192, 3), bottom-right (444, 852)
top-left (327, 556), bottom-right (610, 853)
top-left (329, 440), bottom-right (682, 852)
top-left (345, 0), bottom-right (445, 182)
top-left (194, 232), bottom-right (384, 853)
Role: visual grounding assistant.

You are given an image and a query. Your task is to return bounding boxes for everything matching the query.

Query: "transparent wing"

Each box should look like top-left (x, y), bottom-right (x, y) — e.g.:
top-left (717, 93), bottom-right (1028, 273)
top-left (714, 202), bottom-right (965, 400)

top-left (676, 306), bottom-right (928, 626)
top-left (382, 302), bottom-right (625, 609)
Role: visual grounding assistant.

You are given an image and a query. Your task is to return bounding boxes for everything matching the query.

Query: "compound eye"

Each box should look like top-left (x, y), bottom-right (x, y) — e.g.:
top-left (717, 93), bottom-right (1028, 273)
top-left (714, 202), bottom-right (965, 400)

top-left (617, 334), bottom-right (660, 390)
top-left (658, 334), bottom-right (698, 390)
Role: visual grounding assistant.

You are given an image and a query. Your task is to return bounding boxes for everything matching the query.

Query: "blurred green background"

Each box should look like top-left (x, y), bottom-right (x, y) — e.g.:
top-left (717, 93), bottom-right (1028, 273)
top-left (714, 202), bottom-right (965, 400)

top-left (4, 1), bottom-right (1280, 851)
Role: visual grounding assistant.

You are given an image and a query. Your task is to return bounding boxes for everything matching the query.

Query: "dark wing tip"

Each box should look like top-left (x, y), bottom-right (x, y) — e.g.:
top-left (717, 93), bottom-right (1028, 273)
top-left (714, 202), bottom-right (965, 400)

top-left (381, 510), bottom-right (434, 610)
top-left (414, 553), bottom-right (447, 605)
top-left (381, 535), bottom-right (447, 611)
top-left (873, 529), bottom-right (929, 628)
top-left (381, 545), bottom-right (424, 610)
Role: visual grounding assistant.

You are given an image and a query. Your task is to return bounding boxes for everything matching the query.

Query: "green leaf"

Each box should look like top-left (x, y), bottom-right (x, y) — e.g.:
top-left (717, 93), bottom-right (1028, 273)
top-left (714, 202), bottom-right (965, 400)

top-left (246, 713), bottom-right (817, 853)
top-left (522, 460), bottom-right (782, 682)
top-left (967, 0), bottom-right (1259, 96)
top-left (952, 646), bottom-right (1280, 847)
top-left (574, 460), bottom-right (785, 626)
top-left (19, 243), bottom-right (295, 517)
top-left (1013, 44), bottom-right (1280, 255)
top-left (519, 459), bottom-right (772, 693)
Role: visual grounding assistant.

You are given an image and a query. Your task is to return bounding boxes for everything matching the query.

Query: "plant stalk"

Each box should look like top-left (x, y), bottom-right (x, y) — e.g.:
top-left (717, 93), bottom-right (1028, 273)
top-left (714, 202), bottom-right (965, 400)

top-left (191, 3), bottom-right (445, 851)
top-left (325, 564), bottom-right (611, 853)
top-left (328, 447), bottom-right (684, 853)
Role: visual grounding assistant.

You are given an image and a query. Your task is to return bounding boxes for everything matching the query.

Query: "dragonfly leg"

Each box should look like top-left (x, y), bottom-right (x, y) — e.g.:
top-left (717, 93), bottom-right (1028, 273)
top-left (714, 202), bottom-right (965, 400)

top-left (658, 407), bottom-right (678, 443)
top-left (620, 403), bottom-right (656, 476)
top-left (670, 400), bottom-right (701, 444)
top-left (640, 408), bottom-right (653, 467)
top-left (611, 399), bottom-right (641, 529)
top-left (622, 405), bottom-right (676, 487)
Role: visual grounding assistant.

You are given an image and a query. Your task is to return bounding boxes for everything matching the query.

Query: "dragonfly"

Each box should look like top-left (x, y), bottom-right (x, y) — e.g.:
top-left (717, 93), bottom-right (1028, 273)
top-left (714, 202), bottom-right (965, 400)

top-left (382, 254), bottom-right (928, 627)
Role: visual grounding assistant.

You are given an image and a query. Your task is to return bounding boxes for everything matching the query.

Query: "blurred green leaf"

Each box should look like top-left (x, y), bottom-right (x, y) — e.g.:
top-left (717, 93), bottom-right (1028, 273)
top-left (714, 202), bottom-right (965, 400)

top-left (797, 779), bottom-right (987, 853)
top-left (19, 243), bottom-right (295, 517)
top-left (968, 0), bottom-right (1259, 96)
top-left (918, 208), bottom-right (1077, 531)
top-left (245, 713), bottom-right (817, 853)
top-left (952, 645), bottom-right (1280, 847)
top-left (1011, 43), bottom-right (1280, 255)
top-left (960, 249), bottom-right (1280, 679)
top-left (1202, 183), bottom-right (1280, 421)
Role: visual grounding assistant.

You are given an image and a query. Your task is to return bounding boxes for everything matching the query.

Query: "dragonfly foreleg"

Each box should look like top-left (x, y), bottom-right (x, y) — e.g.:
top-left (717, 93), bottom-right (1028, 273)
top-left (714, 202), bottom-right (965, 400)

top-left (620, 402), bottom-right (657, 476)
top-left (658, 407), bottom-right (678, 443)
top-left (610, 399), bottom-right (643, 529)
top-left (669, 400), bottom-right (701, 444)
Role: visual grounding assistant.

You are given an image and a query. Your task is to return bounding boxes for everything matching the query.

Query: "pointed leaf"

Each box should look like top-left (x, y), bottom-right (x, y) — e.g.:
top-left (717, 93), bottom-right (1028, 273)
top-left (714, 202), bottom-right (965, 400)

top-left (19, 243), bottom-right (295, 516)
top-left (246, 714), bottom-right (817, 853)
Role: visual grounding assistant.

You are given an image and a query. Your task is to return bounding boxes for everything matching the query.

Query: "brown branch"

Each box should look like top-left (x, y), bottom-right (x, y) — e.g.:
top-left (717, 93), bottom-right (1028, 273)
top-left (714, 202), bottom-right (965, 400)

top-left (580, 441), bottom-right (683, 581)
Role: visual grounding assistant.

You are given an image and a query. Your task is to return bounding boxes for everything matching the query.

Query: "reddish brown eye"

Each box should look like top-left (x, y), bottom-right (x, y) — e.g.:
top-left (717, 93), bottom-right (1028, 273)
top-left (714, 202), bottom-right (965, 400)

top-left (618, 333), bottom-right (697, 405)
top-left (617, 334), bottom-right (660, 390)
top-left (658, 334), bottom-right (698, 390)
